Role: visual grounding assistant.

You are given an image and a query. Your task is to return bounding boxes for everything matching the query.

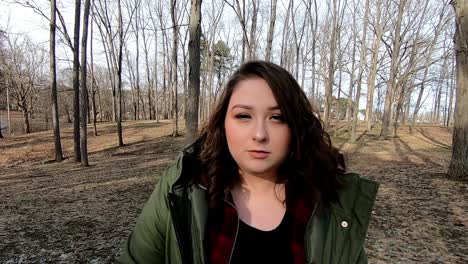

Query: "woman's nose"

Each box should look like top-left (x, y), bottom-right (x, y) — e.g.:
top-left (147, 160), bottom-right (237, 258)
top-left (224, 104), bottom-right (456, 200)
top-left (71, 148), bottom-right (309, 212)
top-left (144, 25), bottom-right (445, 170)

top-left (253, 121), bottom-right (268, 142)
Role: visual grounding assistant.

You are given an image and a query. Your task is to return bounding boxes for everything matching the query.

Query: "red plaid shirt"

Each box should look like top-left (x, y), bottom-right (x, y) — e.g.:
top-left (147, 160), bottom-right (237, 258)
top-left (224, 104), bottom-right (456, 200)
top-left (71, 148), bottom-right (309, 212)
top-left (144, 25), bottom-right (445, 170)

top-left (206, 191), bottom-right (315, 264)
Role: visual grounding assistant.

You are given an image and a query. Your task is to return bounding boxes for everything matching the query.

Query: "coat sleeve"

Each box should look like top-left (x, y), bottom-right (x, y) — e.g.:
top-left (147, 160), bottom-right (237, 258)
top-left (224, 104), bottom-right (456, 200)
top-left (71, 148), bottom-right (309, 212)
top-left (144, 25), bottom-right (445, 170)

top-left (118, 174), bottom-right (171, 264)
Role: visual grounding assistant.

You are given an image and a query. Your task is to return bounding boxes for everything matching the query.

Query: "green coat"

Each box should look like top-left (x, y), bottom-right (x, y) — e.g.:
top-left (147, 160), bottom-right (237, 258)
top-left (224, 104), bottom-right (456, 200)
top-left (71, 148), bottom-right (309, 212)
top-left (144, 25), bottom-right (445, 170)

top-left (118, 145), bottom-right (379, 264)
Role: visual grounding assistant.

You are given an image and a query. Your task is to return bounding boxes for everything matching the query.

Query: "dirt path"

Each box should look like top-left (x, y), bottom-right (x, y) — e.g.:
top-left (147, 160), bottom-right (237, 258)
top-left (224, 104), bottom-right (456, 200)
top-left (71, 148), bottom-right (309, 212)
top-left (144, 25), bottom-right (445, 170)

top-left (1, 120), bottom-right (186, 263)
top-left (342, 125), bottom-right (467, 263)
top-left (0, 122), bottom-right (466, 263)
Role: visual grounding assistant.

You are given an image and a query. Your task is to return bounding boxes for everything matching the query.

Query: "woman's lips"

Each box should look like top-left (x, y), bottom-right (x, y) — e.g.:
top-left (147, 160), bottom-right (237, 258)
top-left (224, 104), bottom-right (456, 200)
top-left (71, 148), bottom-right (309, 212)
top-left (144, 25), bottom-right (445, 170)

top-left (248, 150), bottom-right (270, 159)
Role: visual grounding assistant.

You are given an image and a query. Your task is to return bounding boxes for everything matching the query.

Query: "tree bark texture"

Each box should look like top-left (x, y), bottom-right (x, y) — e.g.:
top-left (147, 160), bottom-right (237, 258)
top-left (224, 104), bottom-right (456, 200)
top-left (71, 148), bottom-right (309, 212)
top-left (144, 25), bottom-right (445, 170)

top-left (117, 0), bottom-right (124, 146)
top-left (73, 0), bottom-right (81, 162)
top-left (448, 1), bottom-right (468, 180)
top-left (265, 0), bottom-right (277, 62)
top-left (171, 0), bottom-right (179, 137)
top-left (350, 0), bottom-right (370, 143)
top-left (80, 0), bottom-right (91, 166)
top-left (323, 0), bottom-right (339, 129)
top-left (365, 0), bottom-right (383, 131)
top-left (186, 0), bottom-right (202, 145)
top-left (380, 0), bottom-right (405, 139)
top-left (50, 0), bottom-right (63, 161)
top-left (90, 13), bottom-right (98, 136)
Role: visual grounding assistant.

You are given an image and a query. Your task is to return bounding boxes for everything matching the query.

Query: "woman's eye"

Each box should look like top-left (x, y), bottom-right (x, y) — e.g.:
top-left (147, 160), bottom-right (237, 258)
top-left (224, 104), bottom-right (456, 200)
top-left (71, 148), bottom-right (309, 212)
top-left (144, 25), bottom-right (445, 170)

top-left (235, 113), bottom-right (251, 119)
top-left (271, 114), bottom-right (284, 122)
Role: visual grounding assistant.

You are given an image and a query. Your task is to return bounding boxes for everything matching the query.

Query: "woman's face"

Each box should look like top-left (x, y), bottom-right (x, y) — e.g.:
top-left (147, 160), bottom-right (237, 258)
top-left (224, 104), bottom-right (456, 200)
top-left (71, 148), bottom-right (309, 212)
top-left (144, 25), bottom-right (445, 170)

top-left (224, 77), bottom-right (291, 180)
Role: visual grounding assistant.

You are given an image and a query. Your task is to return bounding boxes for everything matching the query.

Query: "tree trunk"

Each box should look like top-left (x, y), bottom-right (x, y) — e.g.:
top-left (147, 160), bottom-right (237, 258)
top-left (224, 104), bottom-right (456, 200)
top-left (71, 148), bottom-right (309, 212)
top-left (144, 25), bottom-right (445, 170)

top-left (392, 84), bottom-right (405, 138)
top-left (280, 1), bottom-right (292, 66)
top-left (448, 1), bottom-right (468, 180)
top-left (80, 0), bottom-right (91, 166)
top-left (305, 0), bottom-right (318, 106)
top-left (147, 0), bottom-right (159, 122)
top-left (346, 3), bottom-right (358, 133)
top-left (6, 85), bottom-right (11, 135)
top-left (380, 0), bottom-right (405, 139)
top-left (364, 0), bottom-right (383, 132)
top-left (73, 0), bottom-right (82, 162)
top-left (324, 0), bottom-right (339, 129)
top-left (186, 0), bottom-right (202, 145)
top-left (435, 56), bottom-right (449, 125)
top-left (50, 0), bottom-right (63, 161)
top-left (134, 3), bottom-right (141, 121)
top-left (141, 17), bottom-right (153, 121)
top-left (155, 29), bottom-right (159, 123)
top-left (171, 0), bottom-right (179, 137)
top-left (248, 0), bottom-right (258, 60)
top-left (161, 21), bottom-right (168, 120)
top-left (117, 0), bottom-right (124, 146)
top-left (350, 0), bottom-right (370, 143)
top-left (90, 13), bottom-right (98, 136)
top-left (265, 0), bottom-right (277, 62)
top-left (291, 0), bottom-right (307, 80)
top-left (22, 106), bottom-right (30, 134)
top-left (447, 56), bottom-right (455, 126)
top-left (95, 16), bottom-right (117, 123)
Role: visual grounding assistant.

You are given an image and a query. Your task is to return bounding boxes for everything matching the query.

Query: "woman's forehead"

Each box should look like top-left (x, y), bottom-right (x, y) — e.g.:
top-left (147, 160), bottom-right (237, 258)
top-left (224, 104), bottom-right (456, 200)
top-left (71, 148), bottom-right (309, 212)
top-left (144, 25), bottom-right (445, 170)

top-left (228, 78), bottom-right (279, 108)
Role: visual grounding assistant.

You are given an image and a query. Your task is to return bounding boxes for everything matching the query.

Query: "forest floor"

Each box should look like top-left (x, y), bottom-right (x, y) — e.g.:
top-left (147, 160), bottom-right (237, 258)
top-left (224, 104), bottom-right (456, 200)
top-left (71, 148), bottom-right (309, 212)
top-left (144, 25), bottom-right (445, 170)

top-left (0, 120), bottom-right (466, 263)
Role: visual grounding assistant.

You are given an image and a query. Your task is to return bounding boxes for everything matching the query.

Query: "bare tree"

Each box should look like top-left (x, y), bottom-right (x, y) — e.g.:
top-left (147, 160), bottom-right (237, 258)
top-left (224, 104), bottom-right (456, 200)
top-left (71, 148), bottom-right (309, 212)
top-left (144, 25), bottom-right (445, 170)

top-left (304, 0), bottom-right (318, 104)
top-left (265, 0), bottom-right (277, 61)
top-left (70, 0), bottom-right (82, 161)
top-left (171, 0), bottom-right (180, 137)
top-left (291, 1), bottom-right (307, 80)
top-left (50, 0), bottom-right (63, 161)
top-left (12, 0), bottom-right (83, 160)
top-left (365, 0), bottom-right (384, 131)
top-left (80, 0), bottom-right (92, 166)
top-left (410, 2), bottom-right (450, 132)
top-left (186, 0), bottom-right (202, 144)
top-left (90, 11), bottom-right (98, 136)
top-left (346, 0), bottom-right (358, 133)
top-left (380, 0), bottom-right (405, 139)
top-left (323, 0), bottom-right (341, 129)
top-left (447, 54), bottom-right (455, 126)
top-left (116, 0), bottom-right (125, 146)
top-left (128, 0), bottom-right (143, 120)
top-left (155, 1), bottom-right (170, 119)
top-left (349, 0), bottom-right (370, 142)
top-left (146, 0), bottom-right (160, 122)
top-left (4, 35), bottom-right (45, 134)
top-left (448, 0), bottom-right (468, 180)
top-left (140, 2), bottom-right (154, 120)
top-left (225, 0), bottom-right (256, 62)
top-left (249, 0), bottom-right (259, 60)
top-left (94, 0), bottom-right (136, 146)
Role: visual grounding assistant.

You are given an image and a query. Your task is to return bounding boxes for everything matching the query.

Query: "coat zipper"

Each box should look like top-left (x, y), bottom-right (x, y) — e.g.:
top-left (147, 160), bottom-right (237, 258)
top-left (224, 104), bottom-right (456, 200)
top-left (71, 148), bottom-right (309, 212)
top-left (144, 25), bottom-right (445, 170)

top-left (224, 199), bottom-right (240, 264)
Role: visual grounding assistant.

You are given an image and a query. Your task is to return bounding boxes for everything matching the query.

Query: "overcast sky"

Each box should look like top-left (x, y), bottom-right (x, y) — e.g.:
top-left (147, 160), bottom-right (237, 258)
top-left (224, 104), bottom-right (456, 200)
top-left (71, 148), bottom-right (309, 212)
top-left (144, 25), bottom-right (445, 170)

top-left (1, 1), bottom-right (50, 44)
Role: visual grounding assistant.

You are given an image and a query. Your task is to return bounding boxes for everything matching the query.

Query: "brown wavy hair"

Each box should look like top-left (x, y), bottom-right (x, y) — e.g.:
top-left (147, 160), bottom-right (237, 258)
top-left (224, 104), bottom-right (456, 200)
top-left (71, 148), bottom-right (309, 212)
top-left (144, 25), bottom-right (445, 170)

top-left (196, 60), bottom-right (345, 209)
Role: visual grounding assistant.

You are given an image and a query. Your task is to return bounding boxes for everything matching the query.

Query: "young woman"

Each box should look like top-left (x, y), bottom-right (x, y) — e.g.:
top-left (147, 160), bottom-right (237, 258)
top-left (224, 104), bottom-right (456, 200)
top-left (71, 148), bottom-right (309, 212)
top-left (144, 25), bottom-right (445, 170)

top-left (119, 61), bottom-right (379, 264)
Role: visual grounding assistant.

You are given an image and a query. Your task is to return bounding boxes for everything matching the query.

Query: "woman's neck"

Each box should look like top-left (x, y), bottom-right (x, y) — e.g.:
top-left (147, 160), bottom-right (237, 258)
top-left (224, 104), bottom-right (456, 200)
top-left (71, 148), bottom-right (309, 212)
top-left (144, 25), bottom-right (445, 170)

top-left (239, 171), bottom-right (277, 192)
top-left (234, 171), bottom-right (286, 202)
top-left (231, 171), bottom-right (287, 230)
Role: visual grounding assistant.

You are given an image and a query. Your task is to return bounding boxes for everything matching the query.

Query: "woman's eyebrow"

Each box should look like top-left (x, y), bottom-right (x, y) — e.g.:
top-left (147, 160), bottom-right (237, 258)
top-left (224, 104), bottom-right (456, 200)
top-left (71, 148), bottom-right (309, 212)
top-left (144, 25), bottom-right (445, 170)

top-left (232, 104), bottom-right (253, 110)
top-left (231, 104), bottom-right (280, 110)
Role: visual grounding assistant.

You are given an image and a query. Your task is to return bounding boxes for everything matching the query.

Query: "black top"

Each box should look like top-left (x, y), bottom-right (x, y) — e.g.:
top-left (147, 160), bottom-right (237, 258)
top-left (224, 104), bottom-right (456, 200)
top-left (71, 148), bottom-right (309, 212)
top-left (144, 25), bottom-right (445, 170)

top-left (230, 213), bottom-right (294, 264)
